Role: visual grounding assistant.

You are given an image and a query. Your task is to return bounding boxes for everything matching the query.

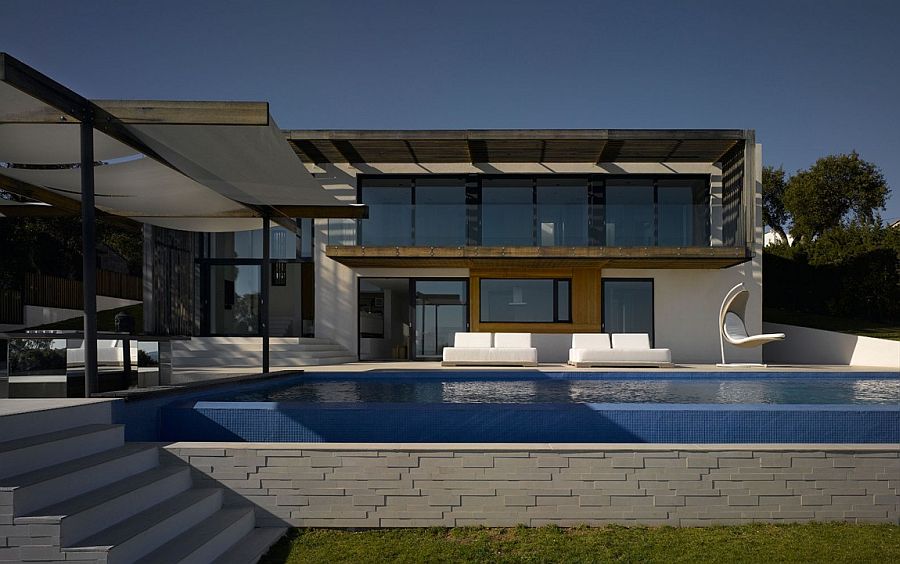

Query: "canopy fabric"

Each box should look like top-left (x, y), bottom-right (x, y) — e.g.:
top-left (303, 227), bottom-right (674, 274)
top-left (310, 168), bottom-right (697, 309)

top-left (0, 71), bottom-right (351, 232)
top-left (125, 119), bottom-right (341, 207)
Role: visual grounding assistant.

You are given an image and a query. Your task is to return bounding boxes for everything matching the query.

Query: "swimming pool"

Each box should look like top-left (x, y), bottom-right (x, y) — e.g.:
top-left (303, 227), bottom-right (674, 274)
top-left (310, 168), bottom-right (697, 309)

top-left (157, 371), bottom-right (900, 444)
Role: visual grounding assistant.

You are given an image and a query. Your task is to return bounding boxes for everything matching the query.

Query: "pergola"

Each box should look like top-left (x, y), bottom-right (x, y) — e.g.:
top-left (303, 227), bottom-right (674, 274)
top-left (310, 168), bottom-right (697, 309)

top-left (0, 53), bottom-right (362, 393)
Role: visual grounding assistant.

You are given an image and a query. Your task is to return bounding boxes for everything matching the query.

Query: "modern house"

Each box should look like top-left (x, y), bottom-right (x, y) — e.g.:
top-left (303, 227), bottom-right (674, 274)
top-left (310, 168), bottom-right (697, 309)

top-left (144, 129), bottom-right (763, 365)
top-left (2, 52), bottom-right (765, 388)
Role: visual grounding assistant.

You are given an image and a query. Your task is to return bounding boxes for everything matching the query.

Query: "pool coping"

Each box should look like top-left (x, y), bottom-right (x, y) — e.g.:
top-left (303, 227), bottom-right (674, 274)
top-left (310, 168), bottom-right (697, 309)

top-left (162, 441), bottom-right (900, 452)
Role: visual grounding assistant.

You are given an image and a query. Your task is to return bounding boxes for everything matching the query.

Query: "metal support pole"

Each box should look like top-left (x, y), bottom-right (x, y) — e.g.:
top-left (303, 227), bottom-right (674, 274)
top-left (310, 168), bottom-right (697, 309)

top-left (261, 215), bottom-right (270, 373)
top-left (80, 116), bottom-right (98, 396)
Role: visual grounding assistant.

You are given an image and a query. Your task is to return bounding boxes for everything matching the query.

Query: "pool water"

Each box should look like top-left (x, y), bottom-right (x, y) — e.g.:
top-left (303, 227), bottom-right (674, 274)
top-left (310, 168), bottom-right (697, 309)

top-left (222, 376), bottom-right (900, 405)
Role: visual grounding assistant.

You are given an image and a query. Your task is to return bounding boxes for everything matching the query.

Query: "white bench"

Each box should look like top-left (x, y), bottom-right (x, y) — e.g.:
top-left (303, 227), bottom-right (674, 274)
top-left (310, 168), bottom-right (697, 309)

top-left (568, 333), bottom-right (673, 368)
top-left (442, 332), bottom-right (538, 366)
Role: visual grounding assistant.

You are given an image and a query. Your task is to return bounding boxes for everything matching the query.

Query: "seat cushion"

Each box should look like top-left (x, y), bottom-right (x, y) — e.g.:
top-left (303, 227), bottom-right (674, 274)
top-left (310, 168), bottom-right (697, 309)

top-left (571, 333), bottom-right (610, 350)
top-left (443, 347), bottom-right (493, 362)
top-left (611, 333), bottom-right (651, 350)
top-left (494, 333), bottom-right (532, 348)
top-left (454, 332), bottom-right (492, 348)
top-left (572, 347), bottom-right (671, 365)
top-left (488, 347), bottom-right (538, 364)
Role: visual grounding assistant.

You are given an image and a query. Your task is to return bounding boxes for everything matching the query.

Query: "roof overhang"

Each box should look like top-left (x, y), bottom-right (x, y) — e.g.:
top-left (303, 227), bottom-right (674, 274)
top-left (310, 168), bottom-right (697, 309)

top-left (286, 129), bottom-right (750, 166)
top-left (325, 245), bottom-right (751, 269)
top-left (0, 53), bottom-right (362, 232)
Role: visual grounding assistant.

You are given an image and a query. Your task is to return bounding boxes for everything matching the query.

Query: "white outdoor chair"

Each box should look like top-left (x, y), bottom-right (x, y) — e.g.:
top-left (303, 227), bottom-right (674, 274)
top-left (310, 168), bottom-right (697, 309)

top-left (718, 282), bottom-right (785, 366)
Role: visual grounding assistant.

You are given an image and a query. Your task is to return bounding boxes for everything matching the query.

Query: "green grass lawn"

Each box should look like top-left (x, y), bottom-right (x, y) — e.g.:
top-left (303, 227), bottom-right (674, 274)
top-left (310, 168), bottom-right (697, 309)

top-left (261, 524), bottom-right (899, 564)
top-left (763, 307), bottom-right (900, 341)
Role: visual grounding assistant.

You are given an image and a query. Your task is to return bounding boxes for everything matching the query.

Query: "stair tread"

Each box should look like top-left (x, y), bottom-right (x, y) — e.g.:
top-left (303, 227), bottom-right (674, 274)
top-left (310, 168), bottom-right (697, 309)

top-left (0, 424), bottom-right (122, 454)
top-left (69, 488), bottom-right (222, 550)
top-left (215, 527), bottom-right (288, 564)
top-left (134, 506), bottom-right (254, 563)
top-left (0, 443), bottom-right (155, 489)
top-left (18, 465), bottom-right (189, 520)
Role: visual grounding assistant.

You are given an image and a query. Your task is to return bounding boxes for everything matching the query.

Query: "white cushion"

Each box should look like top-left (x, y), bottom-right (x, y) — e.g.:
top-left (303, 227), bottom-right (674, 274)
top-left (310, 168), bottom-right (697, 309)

top-left (571, 333), bottom-right (610, 350)
top-left (453, 332), bottom-right (492, 348)
top-left (570, 347), bottom-right (672, 365)
top-left (489, 347), bottom-right (538, 364)
top-left (494, 333), bottom-right (531, 348)
top-left (443, 347), bottom-right (493, 363)
top-left (612, 333), bottom-right (651, 350)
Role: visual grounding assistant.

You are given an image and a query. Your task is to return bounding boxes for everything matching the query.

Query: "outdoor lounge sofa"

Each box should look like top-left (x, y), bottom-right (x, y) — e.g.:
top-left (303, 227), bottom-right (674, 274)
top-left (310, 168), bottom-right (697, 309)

top-left (442, 332), bottom-right (538, 366)
top-left (568, 333), bottom-right (673, 367)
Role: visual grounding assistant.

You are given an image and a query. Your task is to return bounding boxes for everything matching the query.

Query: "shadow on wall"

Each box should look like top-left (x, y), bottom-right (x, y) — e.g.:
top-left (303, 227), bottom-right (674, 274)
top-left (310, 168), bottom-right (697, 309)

top-left (763, 322), bottom-right (900, 368)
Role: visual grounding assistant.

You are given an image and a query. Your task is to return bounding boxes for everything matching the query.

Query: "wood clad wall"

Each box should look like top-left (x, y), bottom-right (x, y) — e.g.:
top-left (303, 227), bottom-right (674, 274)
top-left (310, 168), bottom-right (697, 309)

top-left (469, 267), bottom-right (601, 334)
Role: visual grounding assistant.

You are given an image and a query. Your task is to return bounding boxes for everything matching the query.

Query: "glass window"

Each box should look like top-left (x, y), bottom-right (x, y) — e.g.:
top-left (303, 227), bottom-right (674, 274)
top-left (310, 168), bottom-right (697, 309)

top-left (414, 280), bottom-right (467, 359)
top-left (481, 180), bottom-right (534, 246)
top-left (480, 279), bottom-right (571, 323)
top-left (415, 178), bottom-right (467, 246)
top-left (602, 279), bottom-right (654, 345)
top-left (206, 227), bottom-right (298, 259)
top-left (605, 179), bottom-right (654, 247)
top-left (657, 178), bottom-right (709, 246)
top-left (360, 179), bottom-right (412, 246)
top-left (299, 218), bottom-right (315, 257)
top-left (209, 265), bottom-right (260, 335)
top-left (557, 280), bottom-right (571, 322)
top-left (537, 179), bottom-right (588, 246)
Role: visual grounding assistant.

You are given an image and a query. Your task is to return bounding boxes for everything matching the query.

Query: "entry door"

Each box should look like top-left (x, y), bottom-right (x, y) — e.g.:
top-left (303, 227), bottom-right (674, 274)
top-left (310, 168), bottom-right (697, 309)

top-left (413, 280), bottom-right (468, 360)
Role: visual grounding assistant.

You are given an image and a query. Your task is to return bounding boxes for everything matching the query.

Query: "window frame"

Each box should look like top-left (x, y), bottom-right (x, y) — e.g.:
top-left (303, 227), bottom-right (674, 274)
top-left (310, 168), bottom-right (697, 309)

top-left (601, 277), bottom-right (655, 347)
top-left (478, 277), bottom-right (572, 324)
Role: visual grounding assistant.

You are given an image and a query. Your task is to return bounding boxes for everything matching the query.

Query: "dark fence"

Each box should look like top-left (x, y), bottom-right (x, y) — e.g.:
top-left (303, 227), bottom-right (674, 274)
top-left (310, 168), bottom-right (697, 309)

top-left (24, 271), bottom-right (142, 310)
top-left (0, 288), bottom-right (23, 324)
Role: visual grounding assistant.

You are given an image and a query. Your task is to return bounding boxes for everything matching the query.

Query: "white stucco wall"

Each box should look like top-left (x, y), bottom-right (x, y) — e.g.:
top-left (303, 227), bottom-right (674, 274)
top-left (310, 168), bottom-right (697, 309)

top-left (763, 322), bottom-right (900, 368)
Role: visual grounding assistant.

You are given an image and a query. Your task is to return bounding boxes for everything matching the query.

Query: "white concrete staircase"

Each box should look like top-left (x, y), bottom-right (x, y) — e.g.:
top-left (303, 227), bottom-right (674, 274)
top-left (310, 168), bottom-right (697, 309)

top-left (0, 401), bottom-right (285, 563)
top-left (172, 336), bottom-right (356, 369)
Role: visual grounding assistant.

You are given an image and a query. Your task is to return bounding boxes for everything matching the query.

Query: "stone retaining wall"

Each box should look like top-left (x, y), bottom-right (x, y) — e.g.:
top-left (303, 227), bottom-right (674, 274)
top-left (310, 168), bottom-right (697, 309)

top-left (163, 444), bottom-right (900, 528)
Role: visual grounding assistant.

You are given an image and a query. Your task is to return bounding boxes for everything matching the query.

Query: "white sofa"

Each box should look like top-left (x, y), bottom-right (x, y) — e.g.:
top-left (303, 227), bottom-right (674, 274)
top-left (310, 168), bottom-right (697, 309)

top-left (442, 332), bottom-right (538, 366)
top-left (568, 333), bottom-right (673, 368)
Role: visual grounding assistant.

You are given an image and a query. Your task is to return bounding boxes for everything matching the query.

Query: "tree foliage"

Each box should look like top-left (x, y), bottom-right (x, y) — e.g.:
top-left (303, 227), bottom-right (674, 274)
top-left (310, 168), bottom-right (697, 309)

top-left (762, 165), bottom-right (790, 241)
top-left (783, 152), bottom-right (889, 242)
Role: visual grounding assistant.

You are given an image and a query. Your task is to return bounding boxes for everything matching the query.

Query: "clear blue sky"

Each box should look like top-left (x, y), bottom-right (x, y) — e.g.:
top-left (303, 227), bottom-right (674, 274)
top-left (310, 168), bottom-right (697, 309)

top-left (4, 0), bottom-right (899, 221)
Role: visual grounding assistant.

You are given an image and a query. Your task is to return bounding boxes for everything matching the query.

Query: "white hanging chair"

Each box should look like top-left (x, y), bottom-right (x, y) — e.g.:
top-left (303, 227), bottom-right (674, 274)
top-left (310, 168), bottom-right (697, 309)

top-left (717, 283), bottom-right (785, 367)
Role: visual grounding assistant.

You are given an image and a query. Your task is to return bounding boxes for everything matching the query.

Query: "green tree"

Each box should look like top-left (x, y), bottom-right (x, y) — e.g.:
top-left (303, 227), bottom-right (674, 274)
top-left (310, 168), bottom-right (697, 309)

top-left (762, 165), bottom-right (790, 243)
top-left (783, 151), bottom-right (889, 242)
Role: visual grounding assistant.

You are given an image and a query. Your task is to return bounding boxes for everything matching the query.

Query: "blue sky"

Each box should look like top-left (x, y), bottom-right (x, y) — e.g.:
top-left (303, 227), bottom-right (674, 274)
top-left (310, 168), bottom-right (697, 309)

top-left (4, 0), bottom-right (899, 222)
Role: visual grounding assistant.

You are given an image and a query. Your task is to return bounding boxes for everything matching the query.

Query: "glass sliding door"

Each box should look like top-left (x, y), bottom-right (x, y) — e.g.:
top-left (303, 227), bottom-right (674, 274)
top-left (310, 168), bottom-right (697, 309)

top-left (414, 280), bottom-right (468, 359)
top-left (657, 178), bottom-right (710, 246)
top-left (359, 179), bottom-right (412, 246)
top-left (537, 179), bottom-right (588, 246)
top-left (481, 179), bottom-right (534, 246)
top-left (414, 178), bottom-right (467, 246)
top-left (605, 179), bottom-right (655, 246)
top-left (358, 278), bottom-right (411, 361)
top-left (602, 279), bottom-right (654, 345)
top-left (208, 265), bottom-right (261, 335)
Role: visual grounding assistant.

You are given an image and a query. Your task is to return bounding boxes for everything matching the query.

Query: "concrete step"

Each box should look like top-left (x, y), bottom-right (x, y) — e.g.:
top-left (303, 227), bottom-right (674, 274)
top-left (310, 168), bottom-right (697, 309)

top-left (1, 444), bottom-right (159, 516)
top-left (17, 465), bottom-right (192, 546)
top-left (216, 527), bottom-right (287, 564)
top-left (67, 488), bottom-right (223, 564)
top-left (0, 399), bottom-right (113, 442)
top-left (282, 356), bottom-right (357, 366)
top-left (134, 506), bottom-right (255, 564)
top-left (0, 423), bottom-right (124, 480)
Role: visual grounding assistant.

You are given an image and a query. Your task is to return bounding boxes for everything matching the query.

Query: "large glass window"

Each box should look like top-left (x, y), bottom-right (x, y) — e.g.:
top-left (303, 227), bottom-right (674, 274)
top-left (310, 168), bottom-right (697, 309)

top-left (208, 265), bottom-right (260, 335)
top-left (537, 179), bottom-right (588, 246)
top-left (481, 180), bottom-right (534, 246)
top-left (480, 279), bottom-right (571, 323)
top-left (605, 180), bottom-right (654, 247)
top-left (415, 178), bottom-right (467, 246)
top-left (206, 227), bottom-right (299, 259)
top-left (359, 179), bottom-right (412, 246)
top-left (657, 178), bottom-right (709, 246)
top-left (602, 279), bottom-right (654, 345)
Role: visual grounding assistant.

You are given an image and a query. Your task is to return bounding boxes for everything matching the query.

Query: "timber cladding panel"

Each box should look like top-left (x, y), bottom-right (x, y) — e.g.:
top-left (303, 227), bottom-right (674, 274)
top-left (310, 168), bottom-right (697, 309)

top-left (469, 267), bottom-right (601, 334)
top-left (162, 445), bottom-right (900, 528)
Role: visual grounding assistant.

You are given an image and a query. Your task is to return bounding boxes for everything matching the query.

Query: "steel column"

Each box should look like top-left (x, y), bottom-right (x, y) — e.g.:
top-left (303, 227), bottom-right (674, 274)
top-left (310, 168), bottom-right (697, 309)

top-left (261, 216), bottom-right (270, 373)
top-left (80, 116), bottom-right (98, 396)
